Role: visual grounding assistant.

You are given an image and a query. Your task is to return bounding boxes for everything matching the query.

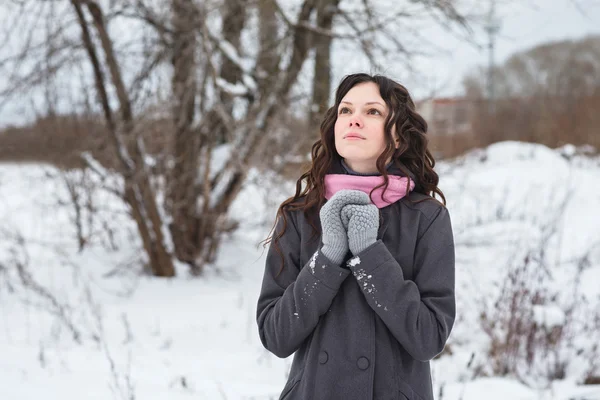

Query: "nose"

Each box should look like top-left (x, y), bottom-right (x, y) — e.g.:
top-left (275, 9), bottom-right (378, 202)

top-left (349, 114), bottom-right (363, 128)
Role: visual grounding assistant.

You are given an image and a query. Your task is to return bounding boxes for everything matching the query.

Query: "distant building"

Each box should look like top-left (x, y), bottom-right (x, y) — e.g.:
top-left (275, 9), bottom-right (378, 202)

top-left (416, 97), bottom-right (474, 137)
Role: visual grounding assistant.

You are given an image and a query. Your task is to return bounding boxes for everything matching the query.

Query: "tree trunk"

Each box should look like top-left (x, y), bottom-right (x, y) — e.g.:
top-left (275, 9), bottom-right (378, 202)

top-left (216, 0), bottom-right (247, 144)
top-left (167, 0), bottom-right (248, 274)
top-left (256, 0), bottom-right (282, 99)
top-left (167, 0), bottom-right (201, 270)
top-left (308, 0), bottom-right (339, 134)
top-left (72, 0), bottom-right (175, 277)
top-left (206, 0), bottom-right (320, 226)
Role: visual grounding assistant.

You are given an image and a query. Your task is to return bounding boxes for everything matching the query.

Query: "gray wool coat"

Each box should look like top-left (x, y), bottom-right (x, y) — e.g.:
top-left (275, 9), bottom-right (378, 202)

top-left (256, 178), bottom-right (455, 400)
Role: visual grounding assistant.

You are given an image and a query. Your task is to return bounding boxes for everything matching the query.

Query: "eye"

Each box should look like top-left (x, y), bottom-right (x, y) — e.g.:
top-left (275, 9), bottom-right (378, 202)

top-left (367, 108), bottom-right (382, 116)
top-left (339, 107), bottom-right (351, 114)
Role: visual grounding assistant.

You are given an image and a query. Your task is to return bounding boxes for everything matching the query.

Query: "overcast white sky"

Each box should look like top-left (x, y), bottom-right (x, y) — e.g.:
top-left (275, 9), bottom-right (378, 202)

top-left (332, 0), bottom-right (600, 99)
top-left (0, 0), bottom-right (599, 128)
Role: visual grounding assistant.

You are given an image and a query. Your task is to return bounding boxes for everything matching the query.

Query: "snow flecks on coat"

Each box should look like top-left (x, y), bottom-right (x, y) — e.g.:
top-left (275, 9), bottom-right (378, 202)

top-left (353, 268), bottom-right (367, 281)
top-left (347, 256), bottom-right (361, 267)
top-left (353, 268), bottom-right (384, 309)
top-left (301, 280), bottom-right (319, 305)
top-left (309, 250), bottom-right (318, 274)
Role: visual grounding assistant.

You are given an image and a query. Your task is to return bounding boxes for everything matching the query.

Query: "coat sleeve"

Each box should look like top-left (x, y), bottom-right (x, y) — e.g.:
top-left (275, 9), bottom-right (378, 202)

top-left (256, 210), bottom-right (351, 358)
top-left (347, 206), bottom-right (455, 362)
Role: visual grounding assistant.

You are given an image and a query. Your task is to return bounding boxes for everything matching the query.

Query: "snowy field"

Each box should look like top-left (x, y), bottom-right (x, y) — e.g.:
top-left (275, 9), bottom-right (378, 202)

top-left (1, 141), bottom-right (600, 399)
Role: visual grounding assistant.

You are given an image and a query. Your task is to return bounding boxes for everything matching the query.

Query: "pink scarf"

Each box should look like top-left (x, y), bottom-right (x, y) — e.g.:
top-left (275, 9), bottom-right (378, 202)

top-left (324, 174), bottom-right (415, 208)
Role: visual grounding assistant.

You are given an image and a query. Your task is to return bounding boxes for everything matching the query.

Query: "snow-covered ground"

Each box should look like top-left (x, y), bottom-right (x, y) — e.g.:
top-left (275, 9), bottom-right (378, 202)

top-left (1, 141), bottom-right (600, 399)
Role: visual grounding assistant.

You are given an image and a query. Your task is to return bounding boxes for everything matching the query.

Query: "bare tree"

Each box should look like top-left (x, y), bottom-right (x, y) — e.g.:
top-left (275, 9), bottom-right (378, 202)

top-left (71, 0), bottom-right (175, 276)
top-left (0, 0), bottom-right (472, 276)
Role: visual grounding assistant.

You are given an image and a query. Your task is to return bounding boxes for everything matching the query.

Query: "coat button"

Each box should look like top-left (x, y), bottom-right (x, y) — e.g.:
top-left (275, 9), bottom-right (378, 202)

top-left (357, 356), bottom-right (369, 370)
top-left (318, 351), bottom-right (328, 364)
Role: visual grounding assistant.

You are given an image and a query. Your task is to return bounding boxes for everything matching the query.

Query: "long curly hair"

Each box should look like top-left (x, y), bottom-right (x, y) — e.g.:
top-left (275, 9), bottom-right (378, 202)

top-left (262, 73), bottom-right (445, 270)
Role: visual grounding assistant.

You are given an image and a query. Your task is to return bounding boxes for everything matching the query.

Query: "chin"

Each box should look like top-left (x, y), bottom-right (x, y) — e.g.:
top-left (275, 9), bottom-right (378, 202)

top-left (337, 146), bottom-right (363, 158)
top-left (339, 149), bottom-right (372, 161)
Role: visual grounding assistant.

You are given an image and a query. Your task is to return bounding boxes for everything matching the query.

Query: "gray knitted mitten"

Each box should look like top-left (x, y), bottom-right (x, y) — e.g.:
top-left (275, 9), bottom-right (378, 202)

top-left (341, 201), bottom-right (380, 256)
top-left (320, 190), bottom-right (372, 264)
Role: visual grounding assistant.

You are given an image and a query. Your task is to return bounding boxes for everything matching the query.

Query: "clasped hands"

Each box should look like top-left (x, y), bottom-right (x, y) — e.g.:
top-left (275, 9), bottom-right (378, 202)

top-left (319, 190), bottom-right (380, 265)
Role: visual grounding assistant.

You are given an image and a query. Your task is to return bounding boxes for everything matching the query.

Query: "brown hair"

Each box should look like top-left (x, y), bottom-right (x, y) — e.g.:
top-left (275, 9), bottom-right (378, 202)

top-left (261, 73), bottom-right (445, 271)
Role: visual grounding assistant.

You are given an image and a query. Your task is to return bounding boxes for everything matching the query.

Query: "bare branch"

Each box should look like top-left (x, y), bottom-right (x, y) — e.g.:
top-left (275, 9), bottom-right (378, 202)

top-left (72, 2), bottom-right (112, 124)
top-left (337, 7), bottom-right (383, 71)
top-left (3, 228), bottom-right (83, 344)
top-left (85, 1), bottom-right (134, 127)
top-left (273, 0), bottom-right (350, 39)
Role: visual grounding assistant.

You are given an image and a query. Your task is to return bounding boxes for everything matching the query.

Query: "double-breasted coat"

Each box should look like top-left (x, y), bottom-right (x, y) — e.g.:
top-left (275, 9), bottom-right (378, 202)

top-left (256, 166), bottom-right (455, 400)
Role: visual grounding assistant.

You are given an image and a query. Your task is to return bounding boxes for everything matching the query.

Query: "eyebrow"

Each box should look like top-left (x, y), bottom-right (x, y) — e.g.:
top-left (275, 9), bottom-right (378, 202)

top-left (340, 101), bottom-right (385, 107)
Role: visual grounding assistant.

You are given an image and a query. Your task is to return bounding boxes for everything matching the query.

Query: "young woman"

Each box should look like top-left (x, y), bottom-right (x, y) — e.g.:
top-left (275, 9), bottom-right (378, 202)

top-left (256, 73), bottom-right (455, 400)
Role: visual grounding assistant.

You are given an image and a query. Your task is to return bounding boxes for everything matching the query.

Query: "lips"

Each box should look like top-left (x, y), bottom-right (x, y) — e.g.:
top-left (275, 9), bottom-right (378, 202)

top-left (343, 133), bottom-right (365, 140)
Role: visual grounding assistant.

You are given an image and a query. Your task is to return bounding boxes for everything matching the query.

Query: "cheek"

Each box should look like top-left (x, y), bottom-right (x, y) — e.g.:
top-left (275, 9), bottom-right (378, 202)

top-left (333, 119), bottom-right (346, 148)
top-left (371, 129), bottom-right (388, 154)
top-left (334, 118), bottom-right (344, 137)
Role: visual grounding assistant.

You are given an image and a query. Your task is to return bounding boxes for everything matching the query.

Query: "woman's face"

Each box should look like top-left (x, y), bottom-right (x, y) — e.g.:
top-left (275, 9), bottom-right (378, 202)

top-left (334, 82), bottom-right (396, 174)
